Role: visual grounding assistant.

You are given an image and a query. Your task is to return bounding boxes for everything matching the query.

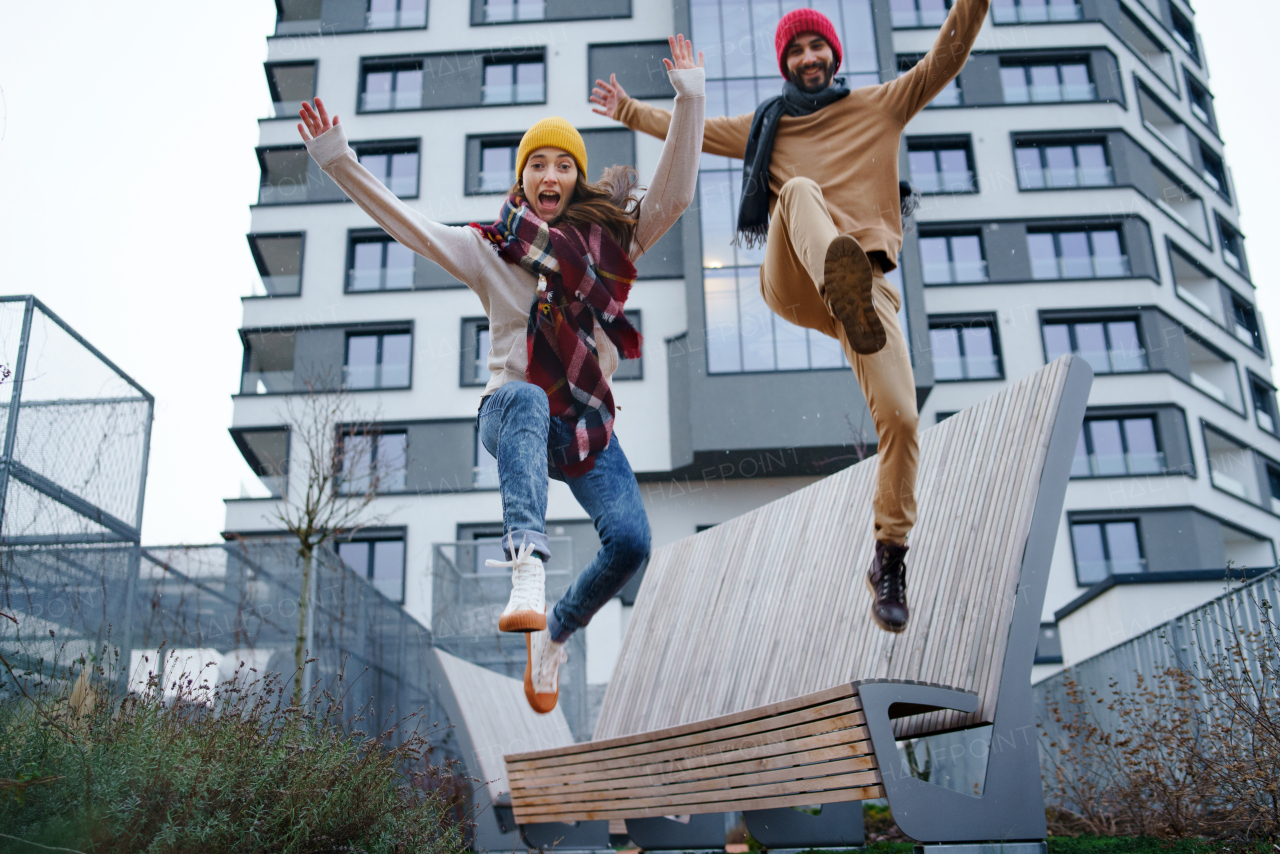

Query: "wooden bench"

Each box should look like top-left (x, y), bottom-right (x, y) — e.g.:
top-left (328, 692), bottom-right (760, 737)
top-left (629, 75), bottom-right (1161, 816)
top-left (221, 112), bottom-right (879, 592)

top-left (505, 357), bottom-right (1092, 848)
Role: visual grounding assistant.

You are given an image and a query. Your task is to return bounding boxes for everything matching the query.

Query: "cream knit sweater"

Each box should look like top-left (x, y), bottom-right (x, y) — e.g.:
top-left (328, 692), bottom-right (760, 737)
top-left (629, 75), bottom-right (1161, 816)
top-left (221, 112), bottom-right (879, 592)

top-left (304, 67), bottom-right (706, 396)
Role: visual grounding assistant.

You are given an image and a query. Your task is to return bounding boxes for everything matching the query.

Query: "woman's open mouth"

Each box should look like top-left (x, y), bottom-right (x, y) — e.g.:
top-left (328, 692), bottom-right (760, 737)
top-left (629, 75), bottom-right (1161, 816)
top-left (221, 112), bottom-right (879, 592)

top-left (537, 191), bottom-right (561, 214)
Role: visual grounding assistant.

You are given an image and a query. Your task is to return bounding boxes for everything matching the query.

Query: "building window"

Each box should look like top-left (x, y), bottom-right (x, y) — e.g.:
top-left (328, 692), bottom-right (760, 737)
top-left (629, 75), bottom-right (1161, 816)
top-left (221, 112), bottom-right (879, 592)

top-left (1152, 163), bottom-right (1209, 243)
top-left (907, 140), bottom-right (976, 194)
top-left (357, 142), bottom-right (419, 197)
top-left (347, 231), bottom-right (416, 292)
top-left (345, 331), bottom-right (411, 390)
top-left (1204, 427), bottom-right (1261, 504)
top-left (992, 0), bottom-right (1081, 24)
top-left (340, 430), bottom-right (408, 494)
top-left (1000, 61), bottom-right (1095, 103)
top-left (1199, 145), bottom-right (1230, 202)
top-left (338, 537), bottom-right (407, 603)
top-left (247, 233), bottom-right (303, 297)
top-left (1170, 245), bottom-right (1226, 324)
top-left (469, 136), bottom-right (520, 194)
top-left (1118, 7), bottom-right (1175, 89)
top-left (1251, 376), bottom-right (1279, 436)
top-left (1042, 318), bottom-right (1147, 374)
top-left (1268, 465), bottom-right (1280, 516)
top-left (899, 56), bottom-right (961, 107)
top-left (1231, 295), bottom-right (1263, 352)
top-left (1072, 416), bottom-right (1163, 477)
top-left (360, 60), bottom-right (424, 112)
top-left (241, 330), bottom-right (297, 394)
top-left (1218, 218), bottom-right (1248, 275)
top-left (461, 318), bottom-right (491, 387)
top-left (1027, 228), bottom-right (1128, 280)
top-left (231, 428), bottom-right (289, 498)
top-left (890, 0), bottom-right (951, 28)
top-left (265, 61), bottom-right (316, 119)
top-left (367, 0), bottom-right (427, 29)
top-left (475, 426), bottom-right (499, 489)
top-left (929, 316), bottom-right (1002, 381)
top-left (1015, 140), bottom-right (1112, 189)
top-left (1170, 5), bottom-right (1200, 64)
top-left (1186, 334), bottom-right (1243, 410)
top-left (1186, 75), bottom-right (1215, 129)
top-left (919, 232), bottom-right (987, 284)
top-left (482, 55), bottom-right (545, 105)
top-left (1071, 519), bottom-right (1145, 584)
top-left (613, 310), bottom-right (644, 381)
top-left (482, 0), bottom-right (545, 22)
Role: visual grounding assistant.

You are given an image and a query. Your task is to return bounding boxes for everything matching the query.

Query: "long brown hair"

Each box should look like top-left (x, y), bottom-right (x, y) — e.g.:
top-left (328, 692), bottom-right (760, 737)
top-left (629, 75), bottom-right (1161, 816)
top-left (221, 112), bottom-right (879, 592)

top-left (513, 164), bottom-right (642, 251)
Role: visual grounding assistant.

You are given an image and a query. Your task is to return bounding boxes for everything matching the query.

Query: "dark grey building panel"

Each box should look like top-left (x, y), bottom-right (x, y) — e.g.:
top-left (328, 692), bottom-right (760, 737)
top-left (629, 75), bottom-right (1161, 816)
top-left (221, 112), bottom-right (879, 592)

top-left (406, 421), bottom-right (475, 494)
top-left (588, 42), bottom-right (675, 100)
top-left (293, 328), bottom-right (346, 390)
top-left (319, 0), bottom-right (366, 32)
top-left (635, 218), bottom-right (684, 279)
top-left (472, 0), bottom-right (630, 23)
top-left (1089, 49), bottom-right (1125, 105)
top-left (983, 222), bottom-right (1031, 282)
top-left (1108, 132), bottom-right (1159, 198)
top-left (1122, 218), bottom-right (1158, 280)
top-left (957, 54), bottom-right (1003, 107)
top-left (1140, 308), bottom-right (1189, 379)
top-left (580, 128), bottom-right (636, 184)
top-left (423, 52), bottom-right (487, 109)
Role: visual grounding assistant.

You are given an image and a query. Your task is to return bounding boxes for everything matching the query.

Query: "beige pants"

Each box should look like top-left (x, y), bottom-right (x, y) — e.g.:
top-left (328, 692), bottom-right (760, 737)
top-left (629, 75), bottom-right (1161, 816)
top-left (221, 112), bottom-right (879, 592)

top-left (760, 177), bottom-right (920, 545)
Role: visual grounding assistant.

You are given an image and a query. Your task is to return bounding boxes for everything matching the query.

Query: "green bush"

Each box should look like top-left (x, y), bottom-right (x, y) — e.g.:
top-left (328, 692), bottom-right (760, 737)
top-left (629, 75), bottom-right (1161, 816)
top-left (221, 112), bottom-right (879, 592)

top-left (0, 662), bottom-right (470, 854)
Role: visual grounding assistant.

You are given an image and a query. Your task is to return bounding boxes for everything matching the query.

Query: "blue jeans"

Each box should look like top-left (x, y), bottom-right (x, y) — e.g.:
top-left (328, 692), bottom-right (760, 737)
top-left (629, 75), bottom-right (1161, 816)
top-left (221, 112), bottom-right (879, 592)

top-left (479, 381), bottom-right (650, 643)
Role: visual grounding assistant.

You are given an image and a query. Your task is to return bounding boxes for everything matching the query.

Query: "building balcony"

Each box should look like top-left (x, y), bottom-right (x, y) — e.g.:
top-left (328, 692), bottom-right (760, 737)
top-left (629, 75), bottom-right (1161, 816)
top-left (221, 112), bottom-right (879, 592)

top-left (922, 259), bottom-right (988, 284)
top-left (1018, 165), bottom-right (1114, 190)
top-left (1072, 451), bottom-right (1166, 478)
top-left (914, 169), bottom-right (976, 194)
top-left (1004, 82), bottom-right (1097, 104)
top-left (992, 0), bottom-right (1082, 24)
top-left (1031, 254), bottom-right (1130, 280)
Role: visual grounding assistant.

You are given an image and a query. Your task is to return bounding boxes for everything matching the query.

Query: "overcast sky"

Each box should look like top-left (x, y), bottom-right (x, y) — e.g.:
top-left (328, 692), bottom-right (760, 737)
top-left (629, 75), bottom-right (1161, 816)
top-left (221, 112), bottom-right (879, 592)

top-left (0, 2), bottom-right (1276, 545)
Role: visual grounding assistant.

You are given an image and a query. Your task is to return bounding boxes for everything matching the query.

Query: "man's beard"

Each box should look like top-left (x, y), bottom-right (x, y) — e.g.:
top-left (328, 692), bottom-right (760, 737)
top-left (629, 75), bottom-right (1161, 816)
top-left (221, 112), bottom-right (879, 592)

top-left (788, 59), bottom-right (833, 94)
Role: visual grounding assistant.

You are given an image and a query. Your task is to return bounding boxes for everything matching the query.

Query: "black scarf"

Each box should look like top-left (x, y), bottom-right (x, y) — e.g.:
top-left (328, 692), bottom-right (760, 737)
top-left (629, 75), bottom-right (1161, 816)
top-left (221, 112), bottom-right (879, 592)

top-left (736, 78), bottom-right (850, 248)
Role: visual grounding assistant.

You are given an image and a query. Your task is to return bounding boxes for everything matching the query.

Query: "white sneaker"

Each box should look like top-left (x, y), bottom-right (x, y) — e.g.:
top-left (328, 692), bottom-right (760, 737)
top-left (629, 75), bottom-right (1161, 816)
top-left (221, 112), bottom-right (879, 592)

top-left (488, 538), bottom-right (546, 632)
top-left (524, 628), bottom-right (567, 714)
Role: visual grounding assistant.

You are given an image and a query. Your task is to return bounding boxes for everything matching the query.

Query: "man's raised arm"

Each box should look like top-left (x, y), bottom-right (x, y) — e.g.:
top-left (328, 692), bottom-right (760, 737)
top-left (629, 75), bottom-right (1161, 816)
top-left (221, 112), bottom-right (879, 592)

top-left (878, 0), bottom-right (990, 123)
top-left (593, 73), bottom-right (753, 160)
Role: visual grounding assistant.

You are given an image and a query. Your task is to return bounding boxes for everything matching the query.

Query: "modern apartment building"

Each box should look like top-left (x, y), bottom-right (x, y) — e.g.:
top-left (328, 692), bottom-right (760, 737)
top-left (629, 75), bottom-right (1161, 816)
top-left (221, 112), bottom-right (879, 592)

top-left (230, 0), bottom-right (1278, 722)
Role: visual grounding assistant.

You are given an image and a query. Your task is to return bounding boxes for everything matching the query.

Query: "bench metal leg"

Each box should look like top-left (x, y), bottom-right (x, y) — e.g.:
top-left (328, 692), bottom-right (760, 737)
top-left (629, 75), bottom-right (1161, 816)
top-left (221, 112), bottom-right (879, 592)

top-left (625, 813), bottom-right (727, 852)
top-left (520, 820), bottom-right (611, 853)
top-left (743, 801), bottom-right (865, 851)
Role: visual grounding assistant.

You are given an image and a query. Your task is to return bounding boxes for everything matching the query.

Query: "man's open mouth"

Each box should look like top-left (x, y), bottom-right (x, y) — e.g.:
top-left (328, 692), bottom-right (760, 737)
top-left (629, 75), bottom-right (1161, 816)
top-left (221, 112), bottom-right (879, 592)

top-left (537, 191), bottom-right (561, 212)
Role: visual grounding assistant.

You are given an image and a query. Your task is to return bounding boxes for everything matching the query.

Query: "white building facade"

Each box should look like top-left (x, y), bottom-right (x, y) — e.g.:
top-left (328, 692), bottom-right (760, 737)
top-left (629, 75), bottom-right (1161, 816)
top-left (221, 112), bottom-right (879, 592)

top-left (230, 0), bottom-right (1279, 726)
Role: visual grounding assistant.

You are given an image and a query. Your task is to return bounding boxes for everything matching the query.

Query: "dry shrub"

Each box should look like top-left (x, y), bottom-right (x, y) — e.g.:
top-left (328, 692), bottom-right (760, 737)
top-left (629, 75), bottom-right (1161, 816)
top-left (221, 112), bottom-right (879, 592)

top-left (1040, 585), bottom-right (1280, 844)
top-left (0, 650), bottom-right (471, 854)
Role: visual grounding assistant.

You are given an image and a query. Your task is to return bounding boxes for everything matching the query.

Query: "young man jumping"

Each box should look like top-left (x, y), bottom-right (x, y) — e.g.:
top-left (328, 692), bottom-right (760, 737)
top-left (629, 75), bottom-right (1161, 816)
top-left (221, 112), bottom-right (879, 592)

top-left (592, 1), bottom-right (989, 632)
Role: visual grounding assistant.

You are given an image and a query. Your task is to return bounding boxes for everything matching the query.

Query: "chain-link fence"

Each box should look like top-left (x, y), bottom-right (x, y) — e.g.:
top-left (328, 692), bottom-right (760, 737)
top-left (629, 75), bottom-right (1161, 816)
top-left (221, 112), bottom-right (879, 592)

top-left (0, 296), bottom-right (153, 546)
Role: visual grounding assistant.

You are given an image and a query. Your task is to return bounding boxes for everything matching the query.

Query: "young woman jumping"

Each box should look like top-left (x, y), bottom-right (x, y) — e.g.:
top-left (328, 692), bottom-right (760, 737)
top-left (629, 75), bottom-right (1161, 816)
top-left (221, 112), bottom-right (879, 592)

top-left (297, 36), bottom-right (704, 714)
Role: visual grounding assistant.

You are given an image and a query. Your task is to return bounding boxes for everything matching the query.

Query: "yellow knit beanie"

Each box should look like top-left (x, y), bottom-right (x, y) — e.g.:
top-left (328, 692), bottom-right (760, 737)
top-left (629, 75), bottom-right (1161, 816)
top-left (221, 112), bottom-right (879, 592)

top-left (516, 117), bottom-right (588, 178)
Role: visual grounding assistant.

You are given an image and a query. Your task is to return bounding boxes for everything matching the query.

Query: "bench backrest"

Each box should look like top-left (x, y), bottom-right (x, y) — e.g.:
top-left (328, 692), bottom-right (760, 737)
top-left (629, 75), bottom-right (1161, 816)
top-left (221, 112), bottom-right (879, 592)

top-left (594, 357), bottom-right (1085, 741)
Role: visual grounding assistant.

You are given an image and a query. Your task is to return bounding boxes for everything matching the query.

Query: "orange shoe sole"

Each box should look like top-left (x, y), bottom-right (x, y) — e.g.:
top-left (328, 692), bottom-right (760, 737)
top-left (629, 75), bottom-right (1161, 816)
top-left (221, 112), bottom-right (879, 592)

top-left (523, 634), bottom-right (560, 714)
top-left (499, 608), bottom-right (546, 633)
top-left (823, 234), bottom-right (885, 355)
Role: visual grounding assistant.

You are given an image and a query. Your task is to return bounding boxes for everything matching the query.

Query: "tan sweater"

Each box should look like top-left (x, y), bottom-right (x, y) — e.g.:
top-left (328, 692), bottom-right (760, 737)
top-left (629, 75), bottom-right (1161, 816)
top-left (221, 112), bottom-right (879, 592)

top-left (615, 0), bottom-right (988, 268)
top-left (304, 67), bottom-right (705, 395)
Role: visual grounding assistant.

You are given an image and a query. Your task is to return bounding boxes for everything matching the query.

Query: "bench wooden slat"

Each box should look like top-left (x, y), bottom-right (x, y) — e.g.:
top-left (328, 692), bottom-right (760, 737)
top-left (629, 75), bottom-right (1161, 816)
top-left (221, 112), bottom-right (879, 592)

top-left (510, 715), bottom-right (868, 781)
top-left (507, 696), bottom-right (861, 774)
top-left (505, 740), bottom-right (869, 790)
top-left (524, 785), bottom-right (887, 824)
top-left (512, 754), bottom-right (877, 806)
top-left (513, 770), bottom-right (882, 820)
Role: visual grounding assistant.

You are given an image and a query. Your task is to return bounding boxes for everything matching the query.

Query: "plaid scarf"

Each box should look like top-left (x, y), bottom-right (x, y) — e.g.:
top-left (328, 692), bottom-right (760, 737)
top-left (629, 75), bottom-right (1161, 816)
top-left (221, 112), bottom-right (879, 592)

top-left (472, 196), bottom-right (642, 477)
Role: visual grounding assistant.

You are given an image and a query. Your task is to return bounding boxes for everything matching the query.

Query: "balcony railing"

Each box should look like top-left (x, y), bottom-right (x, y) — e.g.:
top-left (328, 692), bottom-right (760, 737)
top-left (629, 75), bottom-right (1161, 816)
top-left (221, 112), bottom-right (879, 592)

top-left (484, 0), bottom-right (546, 22)
top-left (1031, 254), bottom-right (1130, 280)
top-left (260, 274), bottom-right (302, 297)
top-left (993, 2), bottom-right (1083, 24)
top-left (348, 267), bottom-right (414, 292)
top-left (1257, 410), bottom-right (1276, 435)
top-left (1018, 165), bottom-right (1114, 189)
top-left (1077, 558), bottom-right (1148, 579)
top-left (914, 169), bottom-right (976, 194)
top-left (479, 169), bottom-right (515, 193)
top-left (1072, 451), bottom-right (1166, 477)
top-left (1004, 82), bottom-right (1097, 104)
top-left (241, 370), bottom-right (293, 395)
top-left (922, 259), bottom-right (989, 284)
top-left (1210, 468), bottom-right (1251, 500)
top-left (1223, 247), bottom-right (1244, 273)
top-left (481, 83), bottom-right (546, 105)
top-left (258, 179), bottom-right (346, 205)
top-left (892, 8), bottom-right (949, 28)
top-left (933, 354), bottom-right (1001, 381)
top-left (361, 90), bottom-right (423, 112)
top-left (1075, 347), bottom-right (1148, 375)
top-left (1175, 285), bottom-right (1216, 318)
top-left (271, 99), bottom-right (305, 119)
top-left (366, 7), bottom-right (426, 29)
top-left (1190, 371), bottom-right (1228, 404)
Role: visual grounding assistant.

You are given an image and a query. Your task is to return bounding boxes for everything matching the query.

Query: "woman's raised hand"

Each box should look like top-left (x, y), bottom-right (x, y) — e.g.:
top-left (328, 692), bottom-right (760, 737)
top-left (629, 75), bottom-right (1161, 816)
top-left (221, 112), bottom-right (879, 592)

top-left (590, 74), bottom-right (629, 119)
top-left (662, 34), bottom-right (703, 72)
top-left (297, 97), bottom-right (339, 142)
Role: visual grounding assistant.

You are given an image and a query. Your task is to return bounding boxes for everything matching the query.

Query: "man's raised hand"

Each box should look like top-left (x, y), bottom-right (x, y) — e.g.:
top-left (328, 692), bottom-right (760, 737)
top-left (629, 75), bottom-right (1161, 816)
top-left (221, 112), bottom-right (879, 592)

top-left (297, 97), bottom-right (339, 142)
top-left (590, 74), bottom-right (628, 120)
top-left (662, 33), bottom-right (703, 72)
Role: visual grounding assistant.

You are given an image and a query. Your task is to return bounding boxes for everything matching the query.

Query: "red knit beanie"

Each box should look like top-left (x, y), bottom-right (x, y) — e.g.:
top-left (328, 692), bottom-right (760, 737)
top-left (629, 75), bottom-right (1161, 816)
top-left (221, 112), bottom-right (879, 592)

top-left (775, 9), bottom-right (843, 79)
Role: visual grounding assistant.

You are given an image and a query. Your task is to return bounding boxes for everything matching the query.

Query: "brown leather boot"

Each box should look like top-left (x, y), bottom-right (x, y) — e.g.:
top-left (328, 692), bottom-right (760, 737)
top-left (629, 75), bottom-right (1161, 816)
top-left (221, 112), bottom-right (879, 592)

top-left (866, 541), bottom-right (910, 633)
top-left (822, 234), bottom-right (885, 354)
